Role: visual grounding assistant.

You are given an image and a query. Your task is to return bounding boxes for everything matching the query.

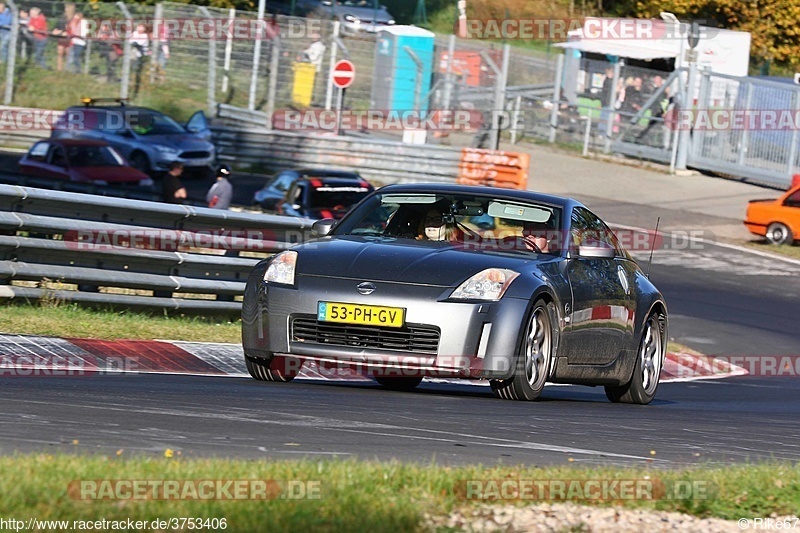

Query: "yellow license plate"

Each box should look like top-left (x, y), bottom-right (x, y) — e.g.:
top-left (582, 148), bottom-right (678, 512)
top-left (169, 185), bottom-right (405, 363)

top-left (317, 301), bottom-right (405, 328)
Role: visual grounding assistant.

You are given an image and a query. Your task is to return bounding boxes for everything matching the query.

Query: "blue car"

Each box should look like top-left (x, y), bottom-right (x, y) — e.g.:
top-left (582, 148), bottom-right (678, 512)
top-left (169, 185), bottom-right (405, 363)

top-left (51, 99), bottom-right (215, 176)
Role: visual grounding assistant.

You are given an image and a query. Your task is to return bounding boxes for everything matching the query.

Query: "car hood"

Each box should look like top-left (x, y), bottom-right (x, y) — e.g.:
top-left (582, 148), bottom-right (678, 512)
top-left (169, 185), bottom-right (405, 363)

top-left (336, 6), bottom-right (393, 22)
top-left (72, 166), bottom-right (149, 183)
top-left (294, 236), bottom-right (540, 287)
top-left (139, 134), bottom-right (213, 151)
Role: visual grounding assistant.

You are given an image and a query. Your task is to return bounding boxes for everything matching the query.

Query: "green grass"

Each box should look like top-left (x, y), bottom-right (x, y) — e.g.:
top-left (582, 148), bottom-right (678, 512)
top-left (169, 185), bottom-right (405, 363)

top-left (0, 301), bottom-right (240, 342)
top-left (742, 240), bottom-right (800, 260)
top-left (0, 455), bottom-right (798, 528)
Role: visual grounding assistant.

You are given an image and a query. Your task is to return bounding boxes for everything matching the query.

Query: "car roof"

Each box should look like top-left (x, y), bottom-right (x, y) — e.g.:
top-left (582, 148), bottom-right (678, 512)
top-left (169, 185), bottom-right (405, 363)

top-left (35, 139), bottom-right (110, 147)
top-left (66, 104), bottom-right (163, 114)
top-left (289, 168), bottom-right (363, 178)
top-left (375, 183), bottom-right (582, 210)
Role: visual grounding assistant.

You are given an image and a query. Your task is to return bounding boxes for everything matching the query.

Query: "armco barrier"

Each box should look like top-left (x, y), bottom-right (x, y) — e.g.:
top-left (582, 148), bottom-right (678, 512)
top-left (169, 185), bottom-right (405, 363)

top-left (0, 105), bottom-right (532, 190)
top-left (0, 184), bottom-right (314, 313)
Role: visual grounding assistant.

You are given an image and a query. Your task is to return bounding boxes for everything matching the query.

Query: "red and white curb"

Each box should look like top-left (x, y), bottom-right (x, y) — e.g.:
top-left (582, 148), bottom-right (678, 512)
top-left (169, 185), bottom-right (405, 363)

top-left (0, 334), bottom-right (746, 383)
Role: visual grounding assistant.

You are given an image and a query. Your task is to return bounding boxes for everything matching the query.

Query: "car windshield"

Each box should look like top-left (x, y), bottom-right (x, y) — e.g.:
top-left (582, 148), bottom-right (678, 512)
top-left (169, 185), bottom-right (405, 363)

top-left (126, 110), bottom-right (185, 135)
top-left (334, 191), bottom-right (564, 255)
top-left (308, 184), bottom-right (372, 209)
top-left (67, 145), bottom-right (126, 167)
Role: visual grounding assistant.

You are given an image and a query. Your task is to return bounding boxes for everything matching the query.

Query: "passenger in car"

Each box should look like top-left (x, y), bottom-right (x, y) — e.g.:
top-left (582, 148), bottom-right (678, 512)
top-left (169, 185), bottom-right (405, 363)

top-left (418, 208), bottom-right (459, 242)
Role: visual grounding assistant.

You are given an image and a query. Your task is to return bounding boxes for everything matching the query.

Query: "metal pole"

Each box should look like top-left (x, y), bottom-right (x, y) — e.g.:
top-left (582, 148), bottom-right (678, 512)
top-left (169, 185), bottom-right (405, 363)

top-left (83, 39), bottom-right (91, 75)
top-left (736, 81), bottom-right (753, 168)
top-left (788, 90), bottom-right (800, 177)
top-left (248, 0), bottom-right (266, 110)
top-left (676, 60), bottom-right (698, 170)
top-left (325, 21), bottom-right (340, 111)
top-left (3, 0), bottom-right (19, 105)
top-left (494, 43), bottom-right (510, 149)
top-left (198, 7), bottom-right (216, 118)
top-left (582, 115), bottom-right (591, 156)
top-left (336, 87), bottom-right (344, 136)
top-left (266, 39), bottom-right (280, 129)
top-left (441, 34), bottom-right (455, 112)
top-left (149, 3), bottom-right (163, 84)
top-left (403, 46), bottom-right (424, 113)
top-left (603, 61), bottom-right (621, 153)
top-left (548, 54), bottom-right (564, 144)
top-left (510, 94), bottom-right (521, 144)
top-left (222, 8), bottom-right (235, 93)
top-left (116, 2), bottom-right (133, 100)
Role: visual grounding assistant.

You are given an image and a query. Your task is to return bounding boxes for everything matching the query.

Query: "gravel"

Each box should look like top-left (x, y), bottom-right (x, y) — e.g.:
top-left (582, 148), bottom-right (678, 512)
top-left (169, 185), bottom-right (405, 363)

top-left (425, 503), bottom-right (745, 532)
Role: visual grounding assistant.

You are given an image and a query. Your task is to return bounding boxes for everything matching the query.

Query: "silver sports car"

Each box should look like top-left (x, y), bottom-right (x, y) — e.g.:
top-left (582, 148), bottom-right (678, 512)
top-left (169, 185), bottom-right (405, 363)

top-left (242, 184), bottom-right (668, 404)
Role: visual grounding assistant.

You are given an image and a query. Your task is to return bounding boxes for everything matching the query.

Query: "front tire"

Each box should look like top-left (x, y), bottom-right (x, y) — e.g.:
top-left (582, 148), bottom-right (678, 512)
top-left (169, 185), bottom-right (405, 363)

top-left (605, 313), bottom-right (665, 405)
top-left (766, 223), bottom-right (794, 245)
top-left (490, 300), bottom-right (555, 401)
top-left (245, 355), bottom-right (302, 382)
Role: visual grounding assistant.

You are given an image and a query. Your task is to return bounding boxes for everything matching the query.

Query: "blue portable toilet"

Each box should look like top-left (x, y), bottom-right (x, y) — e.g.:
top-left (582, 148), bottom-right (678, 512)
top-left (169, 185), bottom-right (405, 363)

top-left (371, 26), bottom-right (435, 115)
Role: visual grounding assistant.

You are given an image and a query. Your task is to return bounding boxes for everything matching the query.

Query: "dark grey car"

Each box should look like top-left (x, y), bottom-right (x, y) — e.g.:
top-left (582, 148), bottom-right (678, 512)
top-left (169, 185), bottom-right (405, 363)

top-left (242, 184), bottom-right (668, 404)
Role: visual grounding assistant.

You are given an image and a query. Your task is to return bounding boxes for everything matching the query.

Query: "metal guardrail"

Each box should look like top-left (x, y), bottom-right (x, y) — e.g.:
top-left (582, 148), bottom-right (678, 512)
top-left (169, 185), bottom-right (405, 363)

top-left (0, 184), bottom-right (315, 314)
top-left (211, 126), bottom-right (464, 184)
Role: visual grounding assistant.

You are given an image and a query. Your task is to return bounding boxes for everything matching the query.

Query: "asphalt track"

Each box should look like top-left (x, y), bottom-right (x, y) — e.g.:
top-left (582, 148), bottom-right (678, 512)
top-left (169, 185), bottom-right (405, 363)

top-left (1, 225), bottom-right (799, 466)
top-left (1, 150), bottom-right (799, 466)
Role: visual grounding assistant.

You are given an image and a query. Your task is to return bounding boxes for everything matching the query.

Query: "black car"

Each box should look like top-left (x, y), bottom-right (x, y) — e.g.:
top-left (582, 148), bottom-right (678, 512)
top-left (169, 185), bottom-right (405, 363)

top-left (253, 169), bottom-right (374, 219)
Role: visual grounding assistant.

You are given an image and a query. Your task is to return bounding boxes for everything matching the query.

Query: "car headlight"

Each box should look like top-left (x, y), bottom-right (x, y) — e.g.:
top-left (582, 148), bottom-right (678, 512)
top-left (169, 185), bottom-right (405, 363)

top-left (387, 19), bottom-right (395, 25)
top-left (264, 251), bottom-right (298, 286)
top-left (154, 145), bottom-right (180, 155)
top-left (344, 14), bottom-right (359, 23)
top-left (450, 268), bottom-right (519, 301)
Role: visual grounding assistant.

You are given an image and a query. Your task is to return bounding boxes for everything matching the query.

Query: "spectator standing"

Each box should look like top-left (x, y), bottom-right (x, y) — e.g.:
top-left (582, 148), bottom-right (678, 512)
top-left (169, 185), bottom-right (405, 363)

top-left (67, 12), bottom-right (87, 73)
top-left (52, 3), bottom-right (76, 72)
top-left (28, 7), bottom-right (47, 69)
top-left (599, 66), bottom-right (615, 136)
top-left (154, 21), bottom-right (170, 81)
top-left (206, 164), bottom-right (233, 210)
top-left (162, 162), bottom-right (187, 204)
top-left (0, 2), bottom-right (13, 62)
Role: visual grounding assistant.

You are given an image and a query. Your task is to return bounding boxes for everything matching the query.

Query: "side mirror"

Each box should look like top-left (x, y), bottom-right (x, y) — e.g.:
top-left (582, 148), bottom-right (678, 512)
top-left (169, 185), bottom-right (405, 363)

top-left (578, 244), bottom-right (616, 259)
top-left (312, 218), bottom-right (336, 237)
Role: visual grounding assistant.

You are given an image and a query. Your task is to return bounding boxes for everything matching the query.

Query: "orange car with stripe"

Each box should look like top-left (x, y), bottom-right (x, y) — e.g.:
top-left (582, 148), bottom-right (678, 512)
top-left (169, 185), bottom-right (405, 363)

top-left (744, 184), bottom-right (800, 245)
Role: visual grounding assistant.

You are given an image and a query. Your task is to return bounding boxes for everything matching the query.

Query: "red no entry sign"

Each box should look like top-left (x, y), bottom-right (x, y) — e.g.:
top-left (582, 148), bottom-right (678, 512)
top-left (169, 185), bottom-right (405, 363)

top-left (332, 60), bottom-right (355, 89)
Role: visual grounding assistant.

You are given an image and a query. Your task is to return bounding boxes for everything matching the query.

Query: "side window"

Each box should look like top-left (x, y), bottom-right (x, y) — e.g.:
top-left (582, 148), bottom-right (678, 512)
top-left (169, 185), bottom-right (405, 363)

top-left (292, 183), bottom-right (306, 205)
top-left (48, 146), bottom-right (67, 168)
top-left (28, 142), bottom-right (49, 162)
top-left (784, 190), bottom-right (800, 208)
top-left (570, 207), bottom-right (621, 256)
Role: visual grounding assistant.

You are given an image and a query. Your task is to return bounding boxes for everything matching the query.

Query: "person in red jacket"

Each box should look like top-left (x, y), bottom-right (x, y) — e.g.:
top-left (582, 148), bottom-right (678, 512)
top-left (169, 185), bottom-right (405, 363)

top-left (28, 7), bottom-right (47, 69)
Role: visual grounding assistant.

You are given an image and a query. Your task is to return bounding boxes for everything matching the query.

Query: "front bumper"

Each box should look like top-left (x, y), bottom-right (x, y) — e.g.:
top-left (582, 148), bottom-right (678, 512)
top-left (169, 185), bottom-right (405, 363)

top-left (243, 272), bottom-right (530, 379)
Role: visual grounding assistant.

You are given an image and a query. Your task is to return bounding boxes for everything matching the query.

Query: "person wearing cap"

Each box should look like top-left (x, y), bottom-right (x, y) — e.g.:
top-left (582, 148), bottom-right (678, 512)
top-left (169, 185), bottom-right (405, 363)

top-left (206, 164), bottom-right (233, 210)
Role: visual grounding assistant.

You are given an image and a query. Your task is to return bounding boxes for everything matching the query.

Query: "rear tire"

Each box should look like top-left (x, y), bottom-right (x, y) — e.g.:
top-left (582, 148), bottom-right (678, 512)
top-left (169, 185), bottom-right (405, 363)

top-left (129, 152), bottom-right (150, 175)
top-left (490, 299), bottom-right (555, 401)
top-left (605, 313), bottom-right (665, 405)
top-left (374, 376), bottom-right (423, 391)
top-left (245, 355), bottom-right (302, 382)
top-left (766, 223), bottom-right (794, 245)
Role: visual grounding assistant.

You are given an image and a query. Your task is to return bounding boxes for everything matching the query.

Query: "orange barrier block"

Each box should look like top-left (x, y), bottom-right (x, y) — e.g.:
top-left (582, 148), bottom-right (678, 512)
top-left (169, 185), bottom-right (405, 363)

top-left (458, 148), bottom-right (530, 190)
